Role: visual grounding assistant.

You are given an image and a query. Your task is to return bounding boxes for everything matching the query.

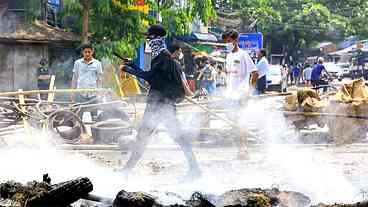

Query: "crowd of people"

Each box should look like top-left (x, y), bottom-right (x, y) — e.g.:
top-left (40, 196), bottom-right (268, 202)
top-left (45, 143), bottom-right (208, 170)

top-left (281, 57), bottom-right (331, 90)
top-left (32, 24), bottom-right (337, 179)
top-left (177, 30), bottom-right (270, 97)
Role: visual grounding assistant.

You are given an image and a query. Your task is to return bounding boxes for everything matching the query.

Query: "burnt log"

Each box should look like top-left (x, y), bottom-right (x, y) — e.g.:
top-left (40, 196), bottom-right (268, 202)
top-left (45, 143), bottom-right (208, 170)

top-left (0, 177), bottom-right (93, 207)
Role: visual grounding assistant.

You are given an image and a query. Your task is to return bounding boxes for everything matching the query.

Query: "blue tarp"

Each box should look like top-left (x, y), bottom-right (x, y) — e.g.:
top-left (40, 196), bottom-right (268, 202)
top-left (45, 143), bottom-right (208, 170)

top-left (48, 0), bottom-right (60, 6)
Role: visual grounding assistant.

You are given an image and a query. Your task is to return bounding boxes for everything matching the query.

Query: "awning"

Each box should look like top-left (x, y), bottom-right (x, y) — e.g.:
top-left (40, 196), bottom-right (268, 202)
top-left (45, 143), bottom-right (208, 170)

top-left (329, 45), bottom-right (356, 56)
top-left (175, 32), bottom-right (219, 43)
top-left (192, 33), bottom-right (218, 42)
top-left (330, 40), bottom-right (368, 56)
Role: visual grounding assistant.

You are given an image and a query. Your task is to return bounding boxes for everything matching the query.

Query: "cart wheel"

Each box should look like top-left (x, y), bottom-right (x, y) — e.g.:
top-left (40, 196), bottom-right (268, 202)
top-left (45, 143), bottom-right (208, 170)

top-left (0, 103), bottom-right (22, 128)
top-left (48, 110), bottom-right (85, 144)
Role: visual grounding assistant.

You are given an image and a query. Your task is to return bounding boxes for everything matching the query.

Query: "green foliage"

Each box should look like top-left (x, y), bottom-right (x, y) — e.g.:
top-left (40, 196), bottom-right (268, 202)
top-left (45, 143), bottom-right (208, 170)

top-left (191, 0), bottom-right (217, 25)
top-left (232, 0), bottom-right (360, 59)
top-left (61, 0), bottom-right (216, 59)
top-left (24, 0), bottom-right (43, 22)
top-left (63, 0), bottom-right (149, 59)
top-left (147, 0), bottom-right (216, 35)
top-left (161, 8), bottom-right (192, 36)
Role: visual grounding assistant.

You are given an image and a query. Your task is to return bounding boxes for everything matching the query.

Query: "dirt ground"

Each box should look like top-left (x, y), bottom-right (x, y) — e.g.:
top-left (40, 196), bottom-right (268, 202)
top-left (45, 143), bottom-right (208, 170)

top-left (73, 141), bottom-right (368, 205)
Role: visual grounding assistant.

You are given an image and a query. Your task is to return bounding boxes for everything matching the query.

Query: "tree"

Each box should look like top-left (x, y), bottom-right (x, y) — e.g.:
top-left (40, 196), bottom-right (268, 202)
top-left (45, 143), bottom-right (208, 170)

top-left (232, 0), bottom-right (349, 61)
top-left (63, 0), bottom-right (150, 58)
top-left (147, 0), bottom-right (216, 36)
top-left (80, 0), bottom-right (91, 44)
top-left (318, 0), bottom-right (368, 38)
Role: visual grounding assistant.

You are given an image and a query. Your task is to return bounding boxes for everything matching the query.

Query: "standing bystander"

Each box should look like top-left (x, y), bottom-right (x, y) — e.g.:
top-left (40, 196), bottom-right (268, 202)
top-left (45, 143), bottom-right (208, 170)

top-left (302, 64), bottom-right (313, 86)
top-left (255, 49), bottom-right (269, 94)
top-left (71, 44), bottom-right (103, 119)
top-left (292, 64), bottom-right (301, 86)
top-left (197, 57), bottom-right (216, 94)
top-left (222, 30), bottom-right (258, 94)
top-left (37, 58), bottom-right (52, 100)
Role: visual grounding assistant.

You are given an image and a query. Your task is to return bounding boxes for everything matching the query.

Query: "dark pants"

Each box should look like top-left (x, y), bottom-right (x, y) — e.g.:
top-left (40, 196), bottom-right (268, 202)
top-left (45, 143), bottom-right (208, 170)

top-left (288, 72), bottom-right (293, 84)
top-left (123, 98), bottom-right (200, 173)
top-left (256, 75), bottom-right (267, 94)
top-left (38, 84), bottom-right (49, 100)
top-left (76, 94), bottom-right (98, 120)
top-left (311, 79), bottom-right (328, 92)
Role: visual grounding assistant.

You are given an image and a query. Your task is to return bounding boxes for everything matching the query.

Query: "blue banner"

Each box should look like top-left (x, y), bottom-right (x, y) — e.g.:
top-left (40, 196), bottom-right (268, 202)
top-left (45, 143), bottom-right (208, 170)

top-left (238, 33), bottom-right (263, 52)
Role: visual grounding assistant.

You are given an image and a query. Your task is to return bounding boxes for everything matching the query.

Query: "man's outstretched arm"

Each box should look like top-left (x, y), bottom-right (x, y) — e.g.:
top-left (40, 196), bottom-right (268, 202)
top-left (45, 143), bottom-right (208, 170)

top-left (120, 65), bottom-right (155, 82)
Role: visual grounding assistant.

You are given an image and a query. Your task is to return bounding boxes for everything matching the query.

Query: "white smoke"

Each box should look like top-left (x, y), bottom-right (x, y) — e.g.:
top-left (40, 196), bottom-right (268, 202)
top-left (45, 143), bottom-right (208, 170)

top-left (0, 96), bottom-right (363, 206)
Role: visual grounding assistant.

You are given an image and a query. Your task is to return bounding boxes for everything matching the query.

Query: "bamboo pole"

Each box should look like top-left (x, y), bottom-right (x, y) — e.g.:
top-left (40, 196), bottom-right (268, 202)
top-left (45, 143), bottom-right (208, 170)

top-left (0, 88), bottom-right (111, 97)
top-left (282, 111), bottom-right (368, 120)
top-left (73, 100), bottom-right (129, 110)
top-left (18, 89), bottom-right (30, 134)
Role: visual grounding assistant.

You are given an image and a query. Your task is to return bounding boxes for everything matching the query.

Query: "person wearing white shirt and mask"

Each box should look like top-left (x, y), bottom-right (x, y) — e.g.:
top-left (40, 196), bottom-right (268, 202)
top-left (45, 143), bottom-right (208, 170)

top-left (222, 30), bottom-right (258, 96)
top-left (255, 49), bottom-right (269, 94)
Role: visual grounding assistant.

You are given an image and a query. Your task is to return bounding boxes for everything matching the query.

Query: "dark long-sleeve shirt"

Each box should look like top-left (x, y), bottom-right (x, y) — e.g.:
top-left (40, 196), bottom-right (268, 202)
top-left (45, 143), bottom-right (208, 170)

top-left (124, 50), bottom-right (184, 103)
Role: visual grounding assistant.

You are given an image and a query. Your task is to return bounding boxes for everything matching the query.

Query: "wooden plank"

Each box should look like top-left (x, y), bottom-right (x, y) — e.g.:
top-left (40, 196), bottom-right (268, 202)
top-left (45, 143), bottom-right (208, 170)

top-left (47, 75), bottom-right (56, 102)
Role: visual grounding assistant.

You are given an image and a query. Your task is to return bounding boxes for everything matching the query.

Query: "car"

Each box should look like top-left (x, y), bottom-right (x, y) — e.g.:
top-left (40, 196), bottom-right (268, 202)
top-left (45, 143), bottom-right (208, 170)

top-left (335, 63), bottom-right (352, 79)
top-left (324, 63), bottom-right (341, 79)
top-left (324, 62), bottom-right (352, 81)
top-left (266, 65), bottom-right (285, 92)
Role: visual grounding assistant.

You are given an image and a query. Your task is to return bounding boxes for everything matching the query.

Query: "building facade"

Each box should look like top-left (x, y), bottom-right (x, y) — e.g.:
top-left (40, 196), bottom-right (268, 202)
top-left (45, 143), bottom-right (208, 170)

top-left (0, 1), bottom-right (78, 91)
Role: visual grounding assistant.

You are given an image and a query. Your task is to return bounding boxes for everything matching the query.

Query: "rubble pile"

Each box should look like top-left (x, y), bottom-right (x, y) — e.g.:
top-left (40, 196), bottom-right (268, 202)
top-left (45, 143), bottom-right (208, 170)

top-left (0, 176), bottom-right (366, 207)
top-left (0, 177), bottom-right (93, 207)
top-left (312, 201), bottom-right (368, 207)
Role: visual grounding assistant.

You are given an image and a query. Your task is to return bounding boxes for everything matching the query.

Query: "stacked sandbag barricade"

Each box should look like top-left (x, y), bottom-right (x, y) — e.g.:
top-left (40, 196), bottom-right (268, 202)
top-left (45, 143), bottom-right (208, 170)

top-left (283, 79), bottom-right (368, 144)
top-left (326, 79), bottom-right (368, 144)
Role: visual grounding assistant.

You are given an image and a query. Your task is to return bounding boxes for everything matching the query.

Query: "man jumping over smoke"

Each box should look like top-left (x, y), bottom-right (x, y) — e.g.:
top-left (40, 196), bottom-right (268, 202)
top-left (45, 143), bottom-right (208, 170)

top-left (119, 25), bottom-right (201, 178)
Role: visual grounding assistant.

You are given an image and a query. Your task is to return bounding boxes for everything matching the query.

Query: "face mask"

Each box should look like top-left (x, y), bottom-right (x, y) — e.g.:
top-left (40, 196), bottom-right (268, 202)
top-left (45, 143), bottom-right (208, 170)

top-left (178, 51), bottom-right (184, 60)
top-left (226, 43), bottom-right (235, 52)
top-left (148, 37), bottom-right (166, 58)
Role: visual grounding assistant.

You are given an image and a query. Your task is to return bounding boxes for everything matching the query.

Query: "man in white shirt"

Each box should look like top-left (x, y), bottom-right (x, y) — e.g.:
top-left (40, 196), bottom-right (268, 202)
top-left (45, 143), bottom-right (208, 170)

top-left (71, 44), bottom-right (103, 119)
top-left (222, 30), bottom-right (258, 96)
top-left (255, 49), bottom-right (269, 94)
top-left (302, 64), bottom-right (313, 86)
top-left (71, 44), bottom-right (103, 103)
